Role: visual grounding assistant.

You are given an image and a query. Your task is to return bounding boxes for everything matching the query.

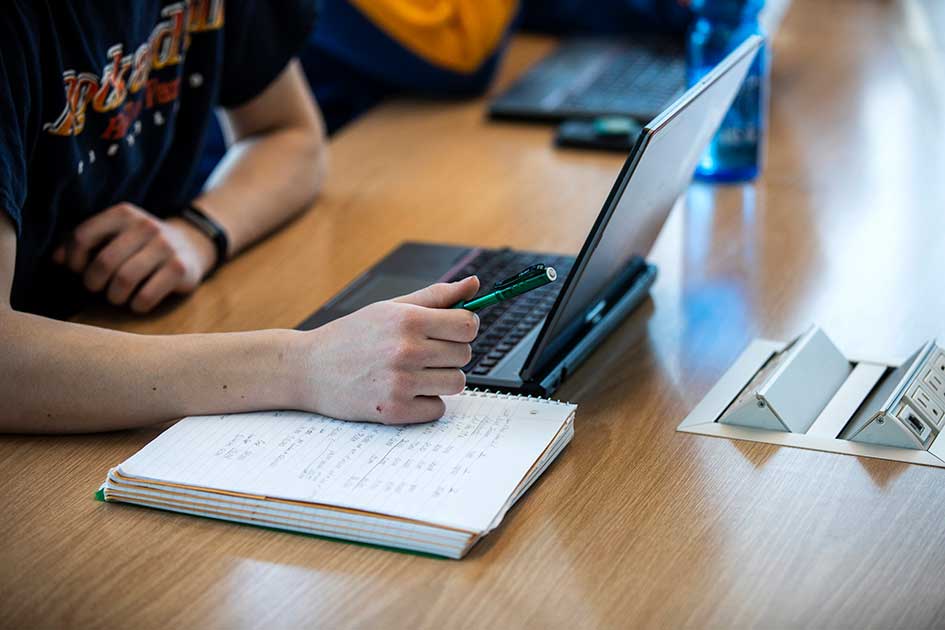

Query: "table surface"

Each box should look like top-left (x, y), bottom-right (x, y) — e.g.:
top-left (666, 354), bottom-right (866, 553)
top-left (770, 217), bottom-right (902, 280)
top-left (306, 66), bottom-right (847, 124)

top-left (4, 1), bottom-right (945, 628)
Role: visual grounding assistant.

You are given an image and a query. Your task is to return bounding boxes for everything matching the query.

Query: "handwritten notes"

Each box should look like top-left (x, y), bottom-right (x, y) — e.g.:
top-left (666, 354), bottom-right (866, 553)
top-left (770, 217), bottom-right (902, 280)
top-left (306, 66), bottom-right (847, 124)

top-left (119, 393), bottom-right (573, 531)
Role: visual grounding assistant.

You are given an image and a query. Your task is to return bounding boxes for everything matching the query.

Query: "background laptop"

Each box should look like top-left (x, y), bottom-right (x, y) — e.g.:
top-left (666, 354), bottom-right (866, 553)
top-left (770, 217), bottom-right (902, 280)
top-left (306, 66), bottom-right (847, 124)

top-left (488, 37), bottom-right (686, 123)
top-left (299, 36), bottom-right (763, 396)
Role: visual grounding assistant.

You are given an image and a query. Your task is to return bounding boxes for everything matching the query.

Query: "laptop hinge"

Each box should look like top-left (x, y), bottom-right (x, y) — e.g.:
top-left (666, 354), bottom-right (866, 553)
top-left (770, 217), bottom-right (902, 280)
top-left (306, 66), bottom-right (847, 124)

top-left (529, 263), bottom-right (658, 395)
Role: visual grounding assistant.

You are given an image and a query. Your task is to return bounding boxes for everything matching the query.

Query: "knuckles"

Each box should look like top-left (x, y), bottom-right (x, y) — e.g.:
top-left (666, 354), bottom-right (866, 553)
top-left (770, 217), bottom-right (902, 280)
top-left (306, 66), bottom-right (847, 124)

top-left (385, 370), bottom-right (415, 396)
top-left (112, 271), bottom-right (135, 292)
top-left (421, 398), bottom-right (448, 422)
top-left (130, 296), bottom-right (154, 314)
top-left (420, 283), bottom-right (448, 306)
top-left (89, 252), bottom-right (117, 276)
top-left (107, 289), bottom-right (128, 306)
top-left (136, 217), bottom-right (160, 237)
top-left (115, 202), bottom-right (141, 219)
top-left (72, 229), bottom-right (94, 251)
top-left (459, 312), bottom-right (479, 342)
top-left (152, 233), bottom-right (172, 252)
top-left (375, 396), bottom-right (448, 425)
top-left (166, 257), bottom-right (187, 276)
top-left (394, 307), bottom-right (421, 334)
top-left (387, 338), bottom-right (420, 368)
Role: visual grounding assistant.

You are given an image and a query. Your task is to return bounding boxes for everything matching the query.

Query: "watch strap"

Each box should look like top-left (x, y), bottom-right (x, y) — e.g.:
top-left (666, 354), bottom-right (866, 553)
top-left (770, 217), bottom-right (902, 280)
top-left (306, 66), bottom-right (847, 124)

top-left (178, 203), bottom-right (229, 277)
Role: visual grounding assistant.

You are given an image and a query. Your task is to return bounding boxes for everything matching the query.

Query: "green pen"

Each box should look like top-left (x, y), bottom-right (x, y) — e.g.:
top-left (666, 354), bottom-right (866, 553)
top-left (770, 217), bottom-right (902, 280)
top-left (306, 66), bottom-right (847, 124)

top-left (454, 264), bottom-right (558, 312)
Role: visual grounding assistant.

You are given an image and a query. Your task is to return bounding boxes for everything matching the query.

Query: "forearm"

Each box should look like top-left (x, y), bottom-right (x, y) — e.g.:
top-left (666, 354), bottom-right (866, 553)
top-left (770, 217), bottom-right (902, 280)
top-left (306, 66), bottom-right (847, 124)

top-left (0, 310), bottom-right (303, 433)
top-left (195, 121), bottom-right (325, 256)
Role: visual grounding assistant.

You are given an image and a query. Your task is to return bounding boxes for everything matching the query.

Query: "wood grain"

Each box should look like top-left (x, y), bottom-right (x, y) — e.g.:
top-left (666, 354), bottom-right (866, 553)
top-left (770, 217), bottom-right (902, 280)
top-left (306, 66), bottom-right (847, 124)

top-left (4, 1), bottom-right (945, 627)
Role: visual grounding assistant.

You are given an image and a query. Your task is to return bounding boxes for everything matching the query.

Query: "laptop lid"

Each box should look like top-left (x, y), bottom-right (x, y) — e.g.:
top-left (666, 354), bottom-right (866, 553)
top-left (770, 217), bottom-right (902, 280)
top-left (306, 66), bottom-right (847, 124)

top-left (521, 35), bottom-right (764, 381)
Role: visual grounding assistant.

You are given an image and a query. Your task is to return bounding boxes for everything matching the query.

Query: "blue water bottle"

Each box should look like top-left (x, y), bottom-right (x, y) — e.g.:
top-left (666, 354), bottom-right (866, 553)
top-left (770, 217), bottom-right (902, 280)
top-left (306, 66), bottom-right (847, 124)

top-left (687, 0), bottom-right (768, 182)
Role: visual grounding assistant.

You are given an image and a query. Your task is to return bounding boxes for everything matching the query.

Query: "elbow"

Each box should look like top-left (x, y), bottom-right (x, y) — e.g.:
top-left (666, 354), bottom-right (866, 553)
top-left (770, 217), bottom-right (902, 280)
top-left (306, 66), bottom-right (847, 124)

top-left (269, 117), bottom-right (328, 219)
top-left (310, 128), bottom-right (329, 206)
top-left (295, 110), bottom-right (329, 214)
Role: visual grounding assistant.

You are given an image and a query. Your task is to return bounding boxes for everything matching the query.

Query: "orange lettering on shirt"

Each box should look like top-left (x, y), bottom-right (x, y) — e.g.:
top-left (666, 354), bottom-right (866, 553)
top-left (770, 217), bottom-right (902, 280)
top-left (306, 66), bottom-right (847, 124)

top-left (43, 0), bottom-right (225, 139)
top-left (189, 0), bottom-right (225, 32)
top-left (92, 45), bottom-right (133, 113)
top-left (128, 42), bottom-right (152, 94)
top-left (100, 100), bottom-right (143, 141)
top-left (43, 71), bottom-right (100, 137)
top-left (152, 3), bottom-right (187, 70)
top-left (145, 77), bottom-right (181, 109)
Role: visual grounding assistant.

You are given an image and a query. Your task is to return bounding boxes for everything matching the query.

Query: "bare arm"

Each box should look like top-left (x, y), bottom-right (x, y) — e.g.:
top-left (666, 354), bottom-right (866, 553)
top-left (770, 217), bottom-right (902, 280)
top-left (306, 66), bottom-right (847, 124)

top-left (195, 58), bottom-right (327, 258)
top-left (0, 214), bottom-right (479, 433)
top-left (1, 58), bottom-right (480, 434)
top-left (0, 216), bottom-right (297, 432)
top-left (52, 59), bottom-right (327, 313)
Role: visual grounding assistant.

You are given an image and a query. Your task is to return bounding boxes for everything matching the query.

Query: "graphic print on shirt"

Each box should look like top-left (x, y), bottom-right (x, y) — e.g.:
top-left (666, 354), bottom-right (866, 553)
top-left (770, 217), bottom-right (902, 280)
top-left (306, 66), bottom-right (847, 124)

top-left (42, 0), bottom-right (224, 155)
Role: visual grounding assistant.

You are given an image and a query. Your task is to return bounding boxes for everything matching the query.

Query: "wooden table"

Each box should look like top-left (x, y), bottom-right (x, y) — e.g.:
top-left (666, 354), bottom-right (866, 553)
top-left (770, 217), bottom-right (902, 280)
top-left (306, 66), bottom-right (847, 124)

top-left (4, 1), bottom-right (945, 627)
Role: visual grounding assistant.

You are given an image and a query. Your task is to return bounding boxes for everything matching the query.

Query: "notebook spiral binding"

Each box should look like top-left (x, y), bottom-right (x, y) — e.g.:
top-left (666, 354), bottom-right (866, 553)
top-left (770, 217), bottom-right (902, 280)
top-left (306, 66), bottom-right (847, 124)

top-left (465, 388), bottom-right (573, 407)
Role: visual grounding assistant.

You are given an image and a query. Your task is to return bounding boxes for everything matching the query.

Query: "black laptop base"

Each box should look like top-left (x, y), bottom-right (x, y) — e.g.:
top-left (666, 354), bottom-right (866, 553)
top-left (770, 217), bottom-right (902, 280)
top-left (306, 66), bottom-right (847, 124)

top-left (297, 242), bottom-right (657, 397)
top-left (519, 261), bottom-right (656, 397)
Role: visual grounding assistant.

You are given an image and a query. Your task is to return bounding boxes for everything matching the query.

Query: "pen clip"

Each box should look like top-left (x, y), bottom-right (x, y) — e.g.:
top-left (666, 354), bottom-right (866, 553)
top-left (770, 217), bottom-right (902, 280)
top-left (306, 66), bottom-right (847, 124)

top-left (494, 264), bottom-right (546, 290)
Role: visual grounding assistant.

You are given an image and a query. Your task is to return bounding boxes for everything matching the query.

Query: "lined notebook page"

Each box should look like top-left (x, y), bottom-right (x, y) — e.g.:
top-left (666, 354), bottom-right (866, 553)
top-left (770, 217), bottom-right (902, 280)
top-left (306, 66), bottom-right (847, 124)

top-left (118, 393), bottom-right (574, 532)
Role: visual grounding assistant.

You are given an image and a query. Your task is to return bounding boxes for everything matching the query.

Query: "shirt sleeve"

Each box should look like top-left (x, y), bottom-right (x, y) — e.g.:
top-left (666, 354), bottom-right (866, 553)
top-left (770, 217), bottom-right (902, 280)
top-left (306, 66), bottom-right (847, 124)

top-left (0, 4), bottom-right (36, 237)
top-left (218, 0), bottom-right (320, 108)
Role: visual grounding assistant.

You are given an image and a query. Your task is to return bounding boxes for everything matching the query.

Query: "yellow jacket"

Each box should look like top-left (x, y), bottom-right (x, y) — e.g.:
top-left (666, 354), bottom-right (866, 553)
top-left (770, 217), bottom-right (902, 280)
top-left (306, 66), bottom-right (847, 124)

top-left (348, 0), bottom-right (518, 73)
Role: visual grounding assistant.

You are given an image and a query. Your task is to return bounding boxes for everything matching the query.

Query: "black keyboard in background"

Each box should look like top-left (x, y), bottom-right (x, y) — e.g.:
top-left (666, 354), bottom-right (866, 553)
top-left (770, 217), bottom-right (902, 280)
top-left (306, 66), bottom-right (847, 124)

top-left (489, 38), bottom-right (686, 123)
top-left (446, 249), bottom-right (573, 375)
top-left (558, 51), bottom-right (685, 116)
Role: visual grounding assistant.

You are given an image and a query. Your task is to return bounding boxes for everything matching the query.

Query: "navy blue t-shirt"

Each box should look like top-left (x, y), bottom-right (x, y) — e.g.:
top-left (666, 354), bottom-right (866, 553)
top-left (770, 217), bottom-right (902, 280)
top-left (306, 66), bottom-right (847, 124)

top-left (0, 1), bottom-right (317, 318)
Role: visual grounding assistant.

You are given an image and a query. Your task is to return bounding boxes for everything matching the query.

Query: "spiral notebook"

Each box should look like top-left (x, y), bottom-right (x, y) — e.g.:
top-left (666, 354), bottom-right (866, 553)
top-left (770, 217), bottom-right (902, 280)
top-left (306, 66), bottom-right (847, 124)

top-left (100, 391), bottom-right (576, 559)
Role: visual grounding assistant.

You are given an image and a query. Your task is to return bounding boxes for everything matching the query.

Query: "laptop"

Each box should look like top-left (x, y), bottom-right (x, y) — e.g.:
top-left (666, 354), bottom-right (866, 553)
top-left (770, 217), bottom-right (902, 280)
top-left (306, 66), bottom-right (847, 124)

top-left (488, 37), bottom-right (686, 123)
top-left (299, 36), bottom-right (763, 396)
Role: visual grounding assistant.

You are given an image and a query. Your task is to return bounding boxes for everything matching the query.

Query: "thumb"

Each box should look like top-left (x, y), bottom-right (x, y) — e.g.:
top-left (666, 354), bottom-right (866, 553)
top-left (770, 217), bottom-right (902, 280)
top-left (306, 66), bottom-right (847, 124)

top-left (394, 276), bottom-right (480, 308)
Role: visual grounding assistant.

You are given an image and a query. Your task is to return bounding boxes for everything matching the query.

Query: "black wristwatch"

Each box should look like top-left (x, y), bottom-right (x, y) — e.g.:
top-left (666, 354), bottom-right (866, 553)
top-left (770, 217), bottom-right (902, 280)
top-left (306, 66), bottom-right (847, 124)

top-left (177, 203), bottom-right (229, 278)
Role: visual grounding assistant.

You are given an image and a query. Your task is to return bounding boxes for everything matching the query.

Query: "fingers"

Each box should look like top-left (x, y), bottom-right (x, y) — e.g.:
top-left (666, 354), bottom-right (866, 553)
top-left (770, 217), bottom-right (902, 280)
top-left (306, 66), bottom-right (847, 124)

top-left (394, 276), bottom-right (480, 308)
top-left (379, 396), bottom-right (448, 425)
top-left (389, 303), bottom-right (478, 343)
top-left (386, 336), bottom-right (472, 371)
top-left (408, 396), bottom-right (449, 423)
top-left (414, 369), bottom-right (467, 397)
top-left (420, 308), bottom-right (479, 342)
top-left (130, 260), bottom-right (186, 313)
top-left (103, 240), bottom-right (167, 305)
top-left (83, 224), bottom-right (154, 293)
top-left (63, 204), bottom-right (140, 272)
top-left (52, 203), bottom-right (202, 314)
top-left (419, 339), bottom-right (473, 368)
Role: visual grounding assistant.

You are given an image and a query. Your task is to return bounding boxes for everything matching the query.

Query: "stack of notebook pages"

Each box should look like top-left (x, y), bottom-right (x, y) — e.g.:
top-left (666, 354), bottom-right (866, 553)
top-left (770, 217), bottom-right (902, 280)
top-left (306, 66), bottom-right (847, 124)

top-left (101, 390), bottom-right (576, 559)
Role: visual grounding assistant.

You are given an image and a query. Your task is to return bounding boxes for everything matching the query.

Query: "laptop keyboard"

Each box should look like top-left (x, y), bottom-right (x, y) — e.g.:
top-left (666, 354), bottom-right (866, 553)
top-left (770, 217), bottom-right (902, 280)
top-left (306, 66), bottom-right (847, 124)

top-left (491, 39), bottom-right (685, 121)
top-left (445, 249), bottom-right (573, 375)
top-left (557, 49), bottom-right (685, 115)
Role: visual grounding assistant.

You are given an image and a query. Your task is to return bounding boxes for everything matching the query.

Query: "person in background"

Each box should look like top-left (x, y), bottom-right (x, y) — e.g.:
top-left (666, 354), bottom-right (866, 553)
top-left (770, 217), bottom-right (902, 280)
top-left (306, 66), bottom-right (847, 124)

top-left (306, 0), bottom-right (520, 132)
top-left (519, 0), bottom-right (691, 36)
top-left (194, 0), bottom-right (519, 188)
top-left (0, 1), bottom-right (480, 433)
top-left (195, 0), bottom-right (691, 188)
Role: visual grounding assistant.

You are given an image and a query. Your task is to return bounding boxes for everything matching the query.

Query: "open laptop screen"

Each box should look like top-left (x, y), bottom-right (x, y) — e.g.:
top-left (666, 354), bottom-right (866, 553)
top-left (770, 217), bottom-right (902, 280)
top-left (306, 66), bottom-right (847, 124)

top-left (522, 36), bottom-right (763, 380)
